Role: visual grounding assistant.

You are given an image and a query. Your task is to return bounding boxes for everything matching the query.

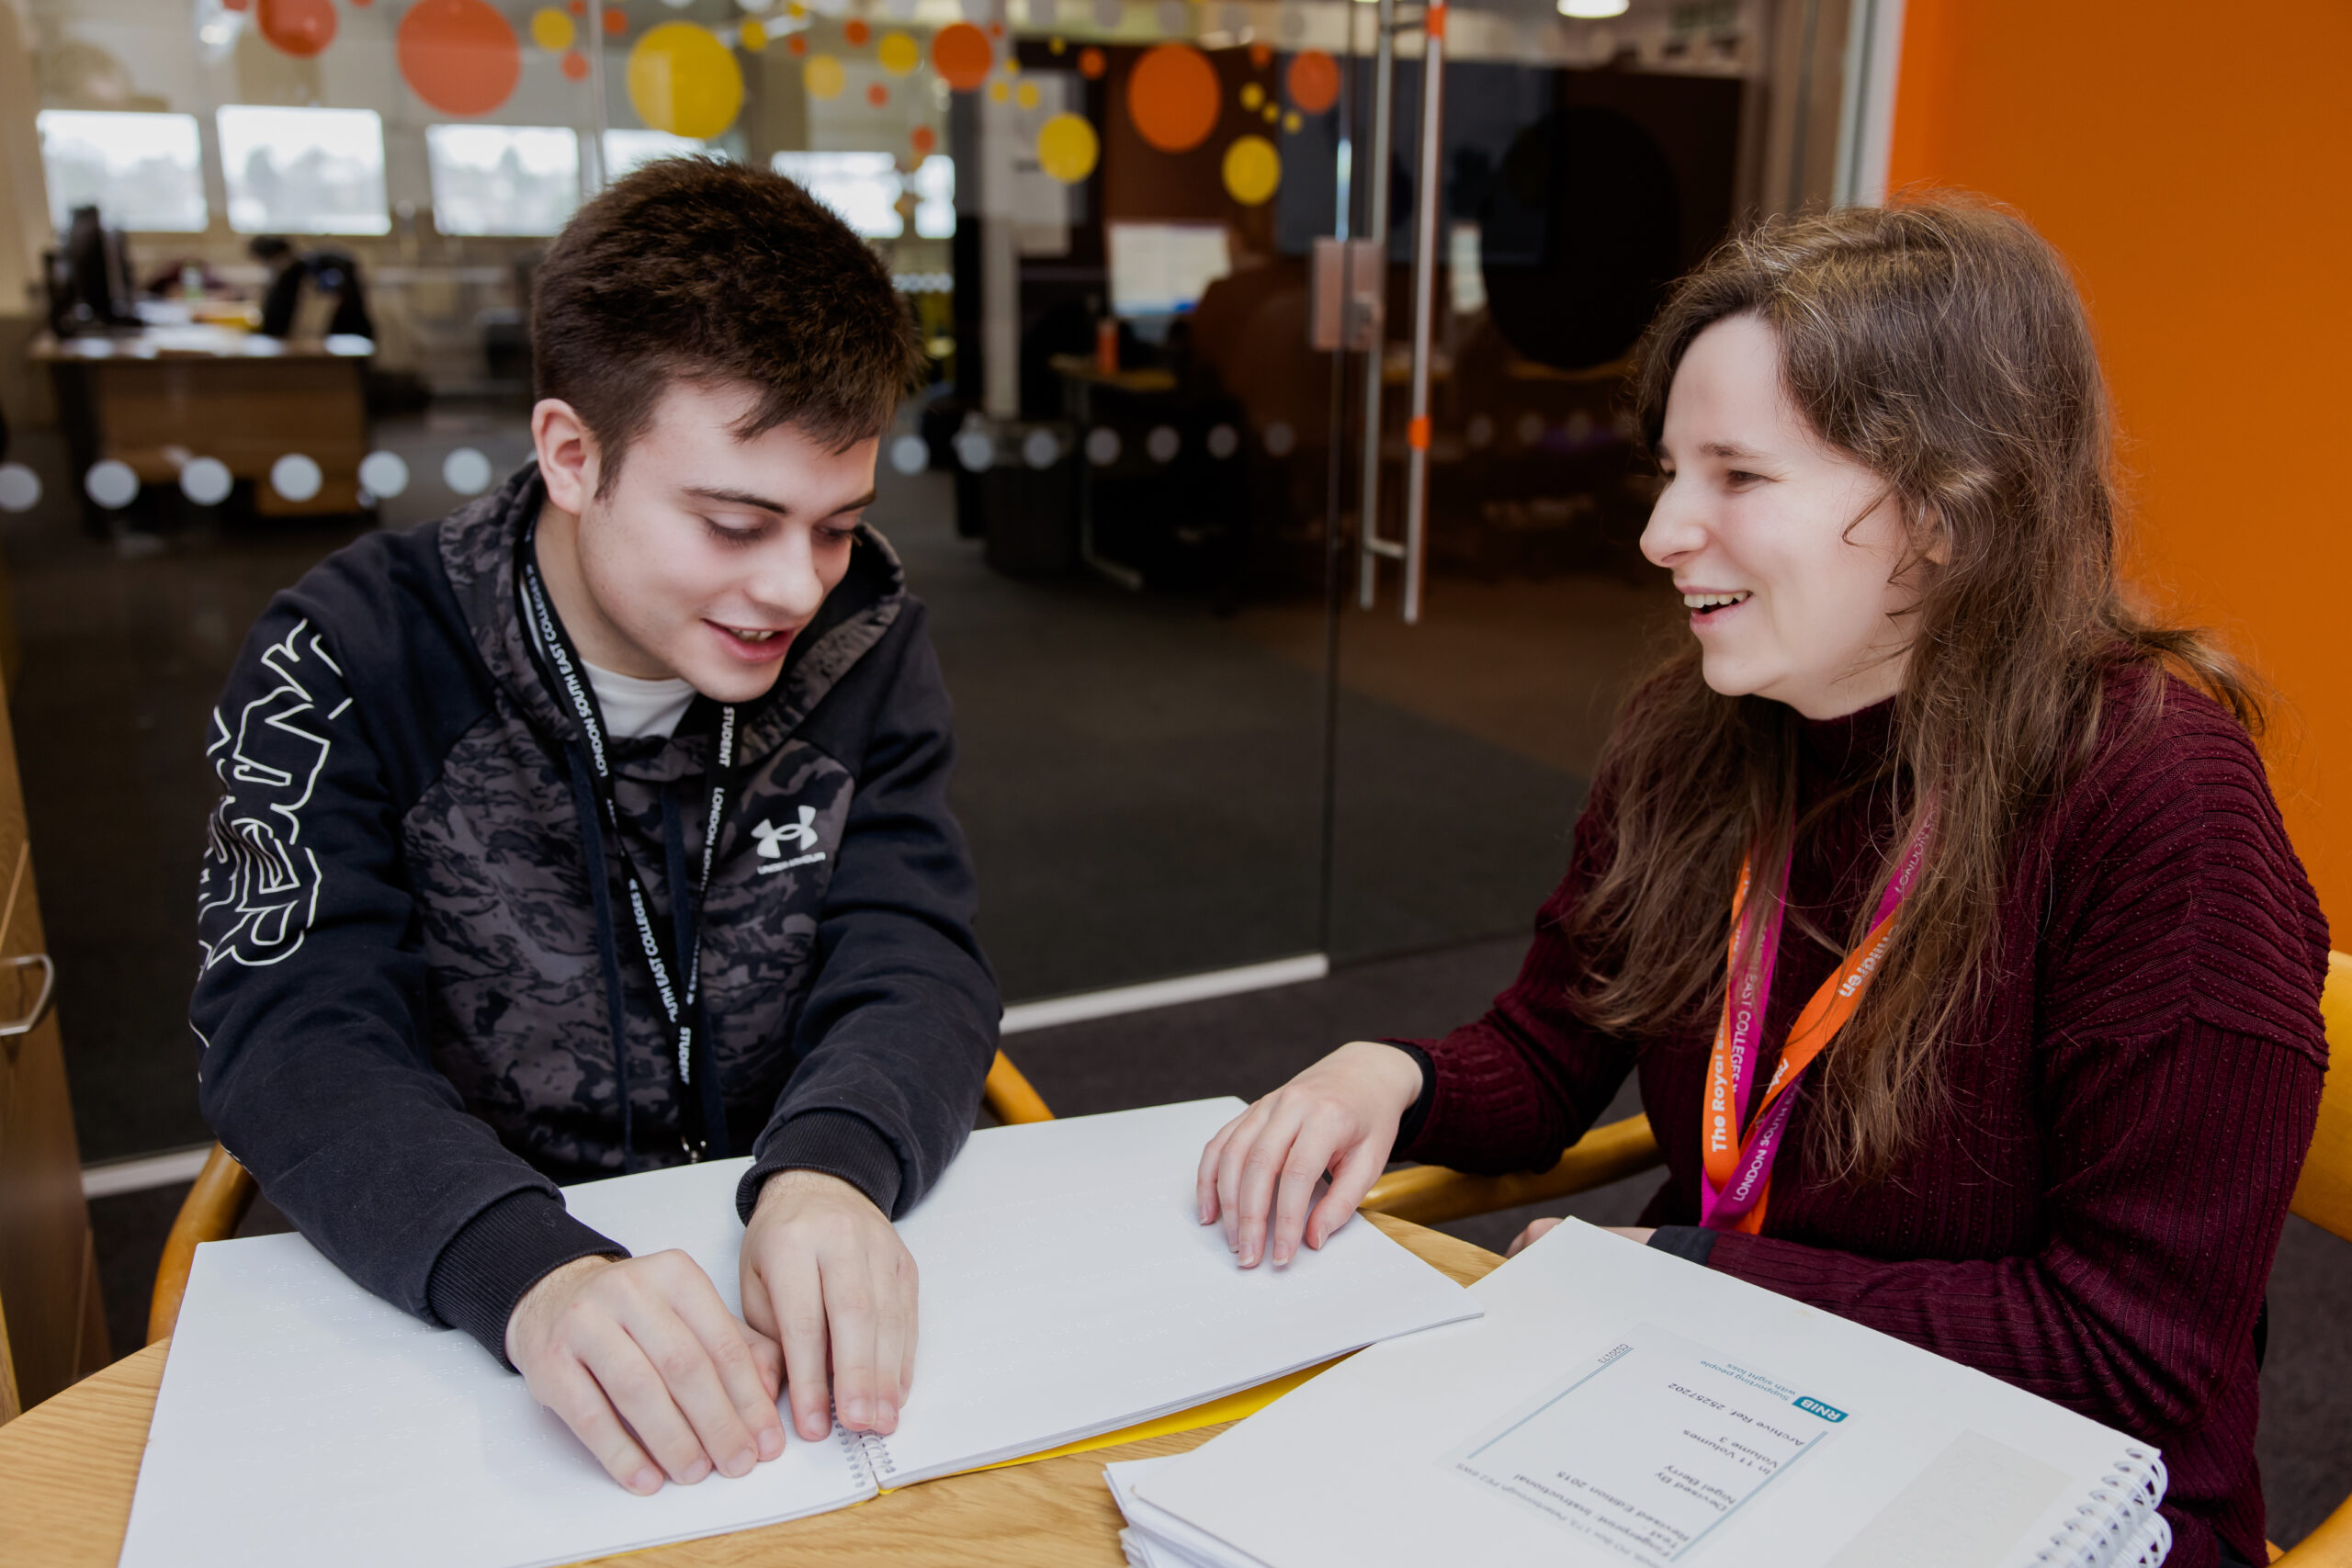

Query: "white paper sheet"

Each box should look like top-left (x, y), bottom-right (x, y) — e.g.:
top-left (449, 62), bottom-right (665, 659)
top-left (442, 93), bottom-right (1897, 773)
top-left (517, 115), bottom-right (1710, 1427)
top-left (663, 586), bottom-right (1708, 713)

top-left (1139, 1220), bottom-right (2166, 1568)
top-left (121, 1098), bottom-right (1479, 1568)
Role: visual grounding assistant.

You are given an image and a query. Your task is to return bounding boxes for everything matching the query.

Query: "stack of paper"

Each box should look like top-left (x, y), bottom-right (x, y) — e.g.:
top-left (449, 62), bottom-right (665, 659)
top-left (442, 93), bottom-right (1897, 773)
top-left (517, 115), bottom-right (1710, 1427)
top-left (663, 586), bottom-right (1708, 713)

top-left (121, 1098), bottom-right (1480, 1568)
top-left (1114, 1221), bottom-right (2175, 1568)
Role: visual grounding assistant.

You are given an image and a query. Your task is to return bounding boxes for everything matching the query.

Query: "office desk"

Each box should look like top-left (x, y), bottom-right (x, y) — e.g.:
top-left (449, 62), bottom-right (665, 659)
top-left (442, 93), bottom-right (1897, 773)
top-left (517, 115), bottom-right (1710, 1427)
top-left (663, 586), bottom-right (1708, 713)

top-left (0, 1213), bottom-right (1501, 1566)
top-left (31, 327), bottom-right (371, 517)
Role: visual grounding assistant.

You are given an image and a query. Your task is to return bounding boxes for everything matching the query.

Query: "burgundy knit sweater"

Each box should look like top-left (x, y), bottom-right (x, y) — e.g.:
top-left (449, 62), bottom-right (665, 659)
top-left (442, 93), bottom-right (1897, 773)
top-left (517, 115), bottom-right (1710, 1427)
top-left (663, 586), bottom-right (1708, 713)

top-left (1398, 672), bottom-right (2329, 1567)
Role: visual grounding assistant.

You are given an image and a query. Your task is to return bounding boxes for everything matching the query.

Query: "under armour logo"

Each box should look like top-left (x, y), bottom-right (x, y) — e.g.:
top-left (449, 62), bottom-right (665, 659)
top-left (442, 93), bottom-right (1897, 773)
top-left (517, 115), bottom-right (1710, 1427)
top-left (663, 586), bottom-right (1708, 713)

top-left (752, 807), bottom-right (820, 859)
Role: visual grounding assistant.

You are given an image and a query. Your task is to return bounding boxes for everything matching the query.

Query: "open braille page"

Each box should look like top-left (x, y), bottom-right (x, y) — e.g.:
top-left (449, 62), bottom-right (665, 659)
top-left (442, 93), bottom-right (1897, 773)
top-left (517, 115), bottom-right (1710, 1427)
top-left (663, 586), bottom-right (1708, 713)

top-left (1138, 1222), bottom-right (2168, 1568)
top-left (121, 1098), bottom-right (1478, 1568)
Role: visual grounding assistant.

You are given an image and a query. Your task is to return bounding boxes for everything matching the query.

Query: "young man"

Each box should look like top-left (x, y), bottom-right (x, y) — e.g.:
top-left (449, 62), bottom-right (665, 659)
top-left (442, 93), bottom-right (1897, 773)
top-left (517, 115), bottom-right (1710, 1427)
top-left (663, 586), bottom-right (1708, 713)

top-left (191, 159), bottom-right (998, 1495)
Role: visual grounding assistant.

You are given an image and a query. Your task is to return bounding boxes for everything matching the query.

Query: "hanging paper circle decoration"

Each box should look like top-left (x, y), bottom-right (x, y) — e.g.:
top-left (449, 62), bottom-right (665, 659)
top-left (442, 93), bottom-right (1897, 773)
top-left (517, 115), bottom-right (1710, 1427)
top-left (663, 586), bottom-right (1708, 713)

top-left (910, 124), bottom-right (937, 155)
top-left (628, 21), bottom-right (745, 137)
top-left (877, 29), bottom-right (921, 73)
top-left (1222, 133), bottom-right (1279, 204)
top-left (1128, 42), bottom-right (1219, 153)
top-left (1015, 80), bottom-right (1038, 108)
top-left (562, 47), bottom-right (589, 77)
top-left (741, 18), bottom-right (768, 48)
top-left (843, 17), bottom-right (869, 43)
top-left (866, 82), bottom-right (888, 105)
top-left (530, 6), bottom-right (574, 51)
top-left (224, 0), bottom-right (250, 11)
top-left (1248, 41), bottom-right (1271, 69)
top-left (803, 51), bottom-right (845, 98)
top-left (398, 0), bottom-right (524, 116)
top-left (1238, 81), bottom-right (1261, 110)
top-left (258, 0), bottom-right (338, 57)
top-left (932, 22), bottom-right (992, 91)
top-left (1285, 48), bottom-right (1338, 114)
top-left (1077, 44), bottom-right (1105, 78)
top-left (787, 32), bottom-right (806, 52)
top-left (1035, 112), bottom-right (1098, 184)
top-left (602, 7), bottom-right (626, 32)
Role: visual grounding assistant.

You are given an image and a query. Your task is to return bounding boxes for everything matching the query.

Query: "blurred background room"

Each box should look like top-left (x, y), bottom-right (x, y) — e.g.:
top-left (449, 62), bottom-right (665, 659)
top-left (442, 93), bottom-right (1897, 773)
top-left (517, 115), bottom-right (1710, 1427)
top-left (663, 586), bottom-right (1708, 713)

top-left (0, 0), bottom-right (2342, 1543)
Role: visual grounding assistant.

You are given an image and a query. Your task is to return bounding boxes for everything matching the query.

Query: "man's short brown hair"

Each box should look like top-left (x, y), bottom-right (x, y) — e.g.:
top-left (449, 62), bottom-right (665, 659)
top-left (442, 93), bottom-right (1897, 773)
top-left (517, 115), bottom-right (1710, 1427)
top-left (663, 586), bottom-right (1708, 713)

top-left (531, 157), bottom-right (923, 494)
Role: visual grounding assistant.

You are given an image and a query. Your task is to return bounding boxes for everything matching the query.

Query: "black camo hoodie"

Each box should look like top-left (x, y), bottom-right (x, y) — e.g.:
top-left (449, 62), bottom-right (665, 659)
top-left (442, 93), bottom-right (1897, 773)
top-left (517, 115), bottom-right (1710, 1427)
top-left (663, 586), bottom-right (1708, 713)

top-left (191, 464), bottom-right (1000, 1362)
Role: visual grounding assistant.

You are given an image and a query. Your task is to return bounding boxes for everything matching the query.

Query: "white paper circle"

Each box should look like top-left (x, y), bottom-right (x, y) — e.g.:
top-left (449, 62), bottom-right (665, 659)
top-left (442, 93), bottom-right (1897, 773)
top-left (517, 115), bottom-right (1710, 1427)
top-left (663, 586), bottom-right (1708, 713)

top-left (1515, 412), bottom-right (1546, 447)
top-left (889, 433), bottom-right (931, 476)
top-left (443, 447), bottom-right (495, 496)
top-left (1021, 428), bottom-right (1059, 469)
top-left (958, 0), bottom-right (990, 19)
top-left (1277, 4), bottom-right (1306, 39)
top-left (1084, 426), bottom-right (1122, 467)
top-left (955, 431), bottom-right (996, 473)
top-left (1205, 423), bottom-right (1238, 459)
top-left (85, 459), bottom-right (140, 510)
top-left (180, 457), bottom-right (234, 506)
top-left (359, 450), bottom-right (412, 498)
top-left (1146, 425), bottom-right (1180, 464)
top-left (1466, 413), bottom-right (1494, 449)
top-left (1154, 0), bottom-right (1188, 33)
top-left (270, 453), bottom-right (323, 503)
top-left (0, 462), bottom-right (42, 513)
top-left (1091, 0), bottom-right (1122, 25)
top-left (1262, 420), bottom-right (1295, 457)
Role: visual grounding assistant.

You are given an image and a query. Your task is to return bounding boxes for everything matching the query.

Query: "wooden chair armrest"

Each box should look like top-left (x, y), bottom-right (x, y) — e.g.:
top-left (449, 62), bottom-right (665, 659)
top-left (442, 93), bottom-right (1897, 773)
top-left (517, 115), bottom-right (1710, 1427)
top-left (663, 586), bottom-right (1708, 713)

top-left (1359, 1113), bottom-right (1666, 1227)
top-left (148, 1144), bottom-right (257, 1346)
top-left (982, 1049), bottom-right (1054, 1125)
top-left (2274, 1488), bottom-right (2352, 1565)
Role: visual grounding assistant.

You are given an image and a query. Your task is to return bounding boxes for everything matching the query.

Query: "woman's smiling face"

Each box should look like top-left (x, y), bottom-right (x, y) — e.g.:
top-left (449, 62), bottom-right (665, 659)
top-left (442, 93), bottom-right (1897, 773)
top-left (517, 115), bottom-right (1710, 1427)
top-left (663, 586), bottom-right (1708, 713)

top-left (1640, 312), bottom-right (1934, 721)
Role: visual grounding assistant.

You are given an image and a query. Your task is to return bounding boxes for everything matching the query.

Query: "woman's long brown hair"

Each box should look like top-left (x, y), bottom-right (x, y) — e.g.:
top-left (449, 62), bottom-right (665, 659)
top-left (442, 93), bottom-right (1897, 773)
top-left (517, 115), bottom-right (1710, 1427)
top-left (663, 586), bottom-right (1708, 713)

top-left (1570, 198), bottom-right (2258, 1179)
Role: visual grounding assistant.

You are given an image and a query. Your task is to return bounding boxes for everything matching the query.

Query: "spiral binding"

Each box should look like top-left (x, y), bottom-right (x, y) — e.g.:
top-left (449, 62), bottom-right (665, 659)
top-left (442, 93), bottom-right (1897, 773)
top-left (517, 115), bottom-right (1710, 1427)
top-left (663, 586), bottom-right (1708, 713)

top-left (2030, 1448), bottom-right (2169, 1568)
top-left (833, 1416), bottom-right (899, 1487)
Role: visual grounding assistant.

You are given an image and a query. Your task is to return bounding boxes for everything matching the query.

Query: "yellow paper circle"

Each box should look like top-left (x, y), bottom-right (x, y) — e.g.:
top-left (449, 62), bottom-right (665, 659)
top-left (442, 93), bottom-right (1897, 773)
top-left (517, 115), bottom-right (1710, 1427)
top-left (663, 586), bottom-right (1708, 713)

top-left (804, 51), bottom-right (845, 97)
top-left (1221, 133), bottom-right (1279, 205)
top-left (1261, 101), bottom-right (1278, 122)
top-left (1283, 109), bottom-right (1300, 132)
top-left (529, 7), bottom-right (574, 51)
top-left (628, 22), bottom-right (745, 138)
top-left (989, 79), bottom-right (1009, 101)
top-left (741, 19), bottom-right (768, 49)
top-left (1238, 81), bottom-right (1262, 110)
top-left (1035, 112), bottom-right (1099, 183)
top-left (877, 29), bottom-right (921, 73)
top-left (1015, 80), bottom-right (1039, 108)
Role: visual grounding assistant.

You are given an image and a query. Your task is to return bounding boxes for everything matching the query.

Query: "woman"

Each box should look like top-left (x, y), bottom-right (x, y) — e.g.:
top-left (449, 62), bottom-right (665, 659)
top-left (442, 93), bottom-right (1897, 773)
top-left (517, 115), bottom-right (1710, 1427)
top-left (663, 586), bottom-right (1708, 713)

top-left (1198, 202), bottom-right (2326, 1568)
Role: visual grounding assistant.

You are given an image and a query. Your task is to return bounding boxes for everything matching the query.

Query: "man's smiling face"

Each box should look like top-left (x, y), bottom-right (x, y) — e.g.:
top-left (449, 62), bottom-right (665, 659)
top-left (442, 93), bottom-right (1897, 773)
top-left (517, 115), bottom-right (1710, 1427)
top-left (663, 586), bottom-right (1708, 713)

top-left (533, 378), bottom-right (879, 704)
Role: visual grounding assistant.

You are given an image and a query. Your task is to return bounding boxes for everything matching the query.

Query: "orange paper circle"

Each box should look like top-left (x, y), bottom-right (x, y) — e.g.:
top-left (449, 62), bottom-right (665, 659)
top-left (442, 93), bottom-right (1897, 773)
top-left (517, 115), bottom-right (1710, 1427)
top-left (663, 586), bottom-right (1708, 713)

top-left (1128, 42), bottom-right (1218, 153)
top-left (1285, 48), bottom-right (1338, 114)
top-left (561, 47), bottom-right (589, 77)
top-left (398, 0), bottom-right (523, 116)
top-left (933, 22), bottom-right (992, 90)
top-left (602, 7), bottom-right (627, 33)
top-left (910, 124), bottom-right (937, 155)
top-left (1248, 41), bottom-right (1271, 68)
top-left (1077, 44), bottom-right (1105, 78)
top-left (866, 82), bottom-right (888, 105)
top-left (259, 0), bottom-right (338, 57)
top-left (786, 32), bottom-right (806, 52)
top-left (843, 17), bottom-right (869, 43)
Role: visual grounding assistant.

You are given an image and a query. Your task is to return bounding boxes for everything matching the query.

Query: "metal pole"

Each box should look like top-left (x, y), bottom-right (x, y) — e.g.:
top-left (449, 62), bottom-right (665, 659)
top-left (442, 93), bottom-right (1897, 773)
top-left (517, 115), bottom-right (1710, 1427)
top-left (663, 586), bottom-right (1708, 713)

top-left (1399, 0), bottom-right (1445, 626)
top-left (1354, 0), bottom-right (1397, 610)
top-left (583, 0), bottom-right (611, 196)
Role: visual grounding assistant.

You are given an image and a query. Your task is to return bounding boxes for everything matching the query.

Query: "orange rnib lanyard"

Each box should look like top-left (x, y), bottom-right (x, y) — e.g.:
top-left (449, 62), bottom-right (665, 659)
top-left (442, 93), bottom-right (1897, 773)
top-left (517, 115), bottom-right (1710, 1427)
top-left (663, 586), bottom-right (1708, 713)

top-left (1698, 817), bottom-right (1931, 1235)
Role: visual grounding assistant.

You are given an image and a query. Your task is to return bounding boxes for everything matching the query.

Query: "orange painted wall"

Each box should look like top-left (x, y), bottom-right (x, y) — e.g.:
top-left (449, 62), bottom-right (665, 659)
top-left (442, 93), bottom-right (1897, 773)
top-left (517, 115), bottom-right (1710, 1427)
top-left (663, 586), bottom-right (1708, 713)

top-left (1888, 1), bottom-right (2352, 937)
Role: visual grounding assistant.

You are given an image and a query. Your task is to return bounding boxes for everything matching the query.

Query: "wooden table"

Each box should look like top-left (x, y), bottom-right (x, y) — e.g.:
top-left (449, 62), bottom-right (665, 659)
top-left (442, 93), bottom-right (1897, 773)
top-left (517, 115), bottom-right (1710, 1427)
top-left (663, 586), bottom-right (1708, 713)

top-left (32, 326), bottom-right (372, 517)
top-left (0, 1212), bottom-right (1501, 1566)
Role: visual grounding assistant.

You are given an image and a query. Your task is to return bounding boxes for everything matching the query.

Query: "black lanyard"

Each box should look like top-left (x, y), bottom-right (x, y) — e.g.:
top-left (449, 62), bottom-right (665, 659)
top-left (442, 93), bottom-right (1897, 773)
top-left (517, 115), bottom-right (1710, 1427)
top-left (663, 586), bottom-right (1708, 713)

top-left (516, 529), bottom-right (737, 1162)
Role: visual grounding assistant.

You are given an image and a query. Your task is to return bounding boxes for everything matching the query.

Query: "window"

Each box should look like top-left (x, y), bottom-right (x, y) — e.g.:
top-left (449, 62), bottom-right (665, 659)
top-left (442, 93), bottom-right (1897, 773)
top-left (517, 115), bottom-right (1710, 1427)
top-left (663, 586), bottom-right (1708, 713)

top-left (771, 151), bottom-right (905, 239)
top-left (425, 125), bottom-right (580, 237)
top-left (909, 154), bottom-right (954, 240)
top-left (603, 129), bottom-right (705, 181)
top-left (36, 110), bottom-right (207, 234)
top-left (216, 106), bottom-right (390, 235)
